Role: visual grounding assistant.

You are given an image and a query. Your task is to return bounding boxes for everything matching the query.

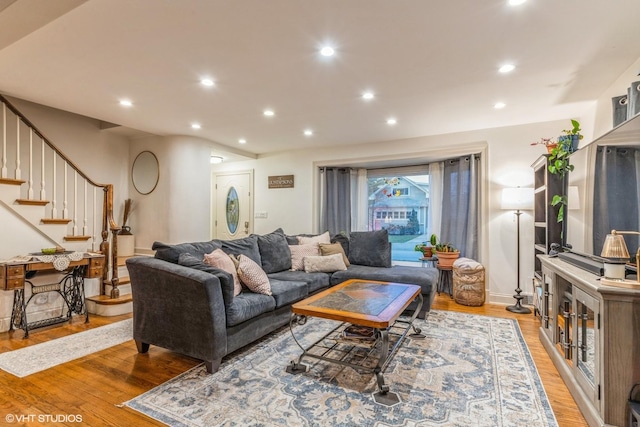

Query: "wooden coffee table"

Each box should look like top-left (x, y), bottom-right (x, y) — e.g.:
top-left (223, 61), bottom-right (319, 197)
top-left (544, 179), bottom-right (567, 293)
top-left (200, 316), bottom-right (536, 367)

top-left (286, 279), bottom-right (424, 405)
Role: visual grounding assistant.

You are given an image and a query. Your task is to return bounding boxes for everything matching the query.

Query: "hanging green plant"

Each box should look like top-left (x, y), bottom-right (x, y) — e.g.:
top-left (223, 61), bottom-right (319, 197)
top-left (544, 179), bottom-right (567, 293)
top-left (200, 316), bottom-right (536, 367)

top-left (551, 194), bottom-right (568, 223)
top-left (547, 144), bottom-right (574, 177)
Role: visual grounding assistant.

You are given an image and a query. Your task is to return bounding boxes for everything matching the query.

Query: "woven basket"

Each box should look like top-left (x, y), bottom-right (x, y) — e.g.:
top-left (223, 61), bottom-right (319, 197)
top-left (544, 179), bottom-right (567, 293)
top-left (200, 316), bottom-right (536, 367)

top-left (452, 258), bottom-right (485, 306)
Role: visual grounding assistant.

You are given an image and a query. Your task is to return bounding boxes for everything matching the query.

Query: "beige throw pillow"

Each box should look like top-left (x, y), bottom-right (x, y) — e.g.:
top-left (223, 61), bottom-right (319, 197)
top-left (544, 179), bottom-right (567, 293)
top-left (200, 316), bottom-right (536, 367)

top-left (304, 253), bottom-right (347, 273)
top-left (237, 254), bottom-right (272, 295)
top-left (204, 249), bottom-right (242, 296)
top-left (297, 231), bottom-right (331, 245)
top-left (289, 243), bottom-right (320, 271)
top-left (318, 242), bottom-right (350, 267)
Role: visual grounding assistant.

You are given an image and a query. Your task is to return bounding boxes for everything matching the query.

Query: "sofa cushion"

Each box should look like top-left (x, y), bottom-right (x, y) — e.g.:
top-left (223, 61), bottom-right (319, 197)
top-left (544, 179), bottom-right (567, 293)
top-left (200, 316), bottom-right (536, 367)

top-left (319, 242), bottom-right (350, 266)
top-left (304, 253), bottom-right (347, 273)
top-left (226, 292), bottom-right (276, 327)
top-left (257, 228), bottom-right (292, 273)
top-left (204, 249), bottom-right (242, 296)
top-left (269, 279), bottom-right (308, 308)
top-left (217, 234), bottom-right (262, 265)
top-left (177, 253), bottom-right (235, 309)
top-left (267, 270), bottom-right (331, 294)
top-left (330, 264), bottom-right (437, 296)
top-left (289, 243), bottom-right (320, 271)
top-left (237, 254), bottom-right (272, 295)
top-left (153, 240), bottom-right (221, 264)
top-left (331, 233), bottom-right (350, 258)
top-left (348, 230), bottom-right (391, 267)
top-left (297, 231), bottom-right (330, 245)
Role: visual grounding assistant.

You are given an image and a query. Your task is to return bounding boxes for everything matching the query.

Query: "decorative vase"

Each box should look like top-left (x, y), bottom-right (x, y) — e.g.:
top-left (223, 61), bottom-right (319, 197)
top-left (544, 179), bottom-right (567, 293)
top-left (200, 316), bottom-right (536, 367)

top-left (436, 251), bottom-right (459, 268)
top-left (117, 234), bottom-right (135, 257)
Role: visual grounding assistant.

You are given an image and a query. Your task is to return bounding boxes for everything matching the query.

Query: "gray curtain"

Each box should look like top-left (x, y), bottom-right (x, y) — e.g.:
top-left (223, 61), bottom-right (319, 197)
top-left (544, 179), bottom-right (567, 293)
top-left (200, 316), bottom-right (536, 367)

top-left (593, 146), bottom-right (640, 256)
top-left (320, 167), bottom-right (352, 235)
top-left (440, 154), bottom-right (480, 259)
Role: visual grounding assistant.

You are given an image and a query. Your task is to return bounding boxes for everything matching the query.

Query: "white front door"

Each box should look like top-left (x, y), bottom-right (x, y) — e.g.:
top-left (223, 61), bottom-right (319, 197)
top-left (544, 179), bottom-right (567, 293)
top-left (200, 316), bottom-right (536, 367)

top-left (214, 171), bottom-right (253, 240)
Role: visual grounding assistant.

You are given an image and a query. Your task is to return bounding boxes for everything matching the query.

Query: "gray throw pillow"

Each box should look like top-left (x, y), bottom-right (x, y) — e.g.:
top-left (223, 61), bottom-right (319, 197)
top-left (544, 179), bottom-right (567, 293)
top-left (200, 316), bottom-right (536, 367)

top-left (153, 240), bottom-right (221, 264)
top-left (348, 230), bottom-right (392, 268)
top-left (257, 228), bottom-right (292, 273)
top-left (177, 253), bottom-right (235, 308)
top-left (216, 234), bottom-right (262, 265)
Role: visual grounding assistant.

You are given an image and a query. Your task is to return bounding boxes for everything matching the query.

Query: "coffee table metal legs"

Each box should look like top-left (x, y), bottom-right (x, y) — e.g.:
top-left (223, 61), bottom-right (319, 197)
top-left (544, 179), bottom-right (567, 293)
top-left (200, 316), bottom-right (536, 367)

top-left (287, 294), bottom-right (425, 405)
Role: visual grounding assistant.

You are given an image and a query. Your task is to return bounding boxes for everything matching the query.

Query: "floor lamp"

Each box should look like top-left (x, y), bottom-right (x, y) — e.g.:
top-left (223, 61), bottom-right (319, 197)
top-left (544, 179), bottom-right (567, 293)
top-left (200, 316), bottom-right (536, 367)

top-left (501, 187), bottom-right (534, 314)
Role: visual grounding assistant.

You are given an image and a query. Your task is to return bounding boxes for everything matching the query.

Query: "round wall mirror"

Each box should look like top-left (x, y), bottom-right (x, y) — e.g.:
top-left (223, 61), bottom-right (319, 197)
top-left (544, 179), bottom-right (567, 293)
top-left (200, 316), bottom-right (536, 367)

top-left (132, 151), bottom-right (159, 195)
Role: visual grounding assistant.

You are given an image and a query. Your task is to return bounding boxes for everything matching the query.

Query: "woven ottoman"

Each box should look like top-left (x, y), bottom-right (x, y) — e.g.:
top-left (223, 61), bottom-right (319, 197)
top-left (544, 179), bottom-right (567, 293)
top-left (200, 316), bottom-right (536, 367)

top-left (452, 257), bottom-right (485, 306)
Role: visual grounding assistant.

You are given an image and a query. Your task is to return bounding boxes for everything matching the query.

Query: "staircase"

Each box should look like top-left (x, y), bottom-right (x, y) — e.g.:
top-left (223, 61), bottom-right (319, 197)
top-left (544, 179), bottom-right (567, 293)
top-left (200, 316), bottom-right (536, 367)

top-left (0, 95), bottom-right (129, 322)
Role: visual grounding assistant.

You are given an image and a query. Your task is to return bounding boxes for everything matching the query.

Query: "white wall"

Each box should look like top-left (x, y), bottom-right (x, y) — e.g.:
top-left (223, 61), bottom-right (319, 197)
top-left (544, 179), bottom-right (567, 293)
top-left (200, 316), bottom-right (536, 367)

top-left (128, 135), bottom-right (214, 251)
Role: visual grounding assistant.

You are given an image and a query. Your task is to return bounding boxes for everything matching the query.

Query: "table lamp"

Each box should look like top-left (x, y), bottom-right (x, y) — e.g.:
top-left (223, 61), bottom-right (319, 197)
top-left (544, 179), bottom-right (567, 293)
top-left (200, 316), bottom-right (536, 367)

top-left (600, 230), bottom-right (640, 280)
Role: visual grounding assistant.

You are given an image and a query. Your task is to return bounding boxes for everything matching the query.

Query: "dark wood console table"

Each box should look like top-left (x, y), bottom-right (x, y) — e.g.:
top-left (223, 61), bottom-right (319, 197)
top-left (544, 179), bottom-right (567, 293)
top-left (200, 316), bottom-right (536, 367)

top-left (0, 253), bottom-right (104, 338)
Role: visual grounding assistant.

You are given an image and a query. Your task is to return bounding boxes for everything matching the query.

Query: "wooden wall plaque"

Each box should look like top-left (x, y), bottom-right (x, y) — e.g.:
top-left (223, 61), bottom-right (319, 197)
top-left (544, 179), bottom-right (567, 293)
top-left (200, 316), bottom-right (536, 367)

top-left (268, 175), bottom-right (294, 189)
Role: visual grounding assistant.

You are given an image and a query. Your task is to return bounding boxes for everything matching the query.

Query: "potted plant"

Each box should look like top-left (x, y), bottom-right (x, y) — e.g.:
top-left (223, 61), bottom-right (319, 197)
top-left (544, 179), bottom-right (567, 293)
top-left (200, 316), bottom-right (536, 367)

top-left (530, 137), bottom-right (558, 154)
top-left (547, 120), bottom-right (582, 225)
top-left (414, 243), bottom-right (433, 258)
top-left (430, 233), bottom-right (460, 268)
top-left (558, 119), bottom-right (583, 153)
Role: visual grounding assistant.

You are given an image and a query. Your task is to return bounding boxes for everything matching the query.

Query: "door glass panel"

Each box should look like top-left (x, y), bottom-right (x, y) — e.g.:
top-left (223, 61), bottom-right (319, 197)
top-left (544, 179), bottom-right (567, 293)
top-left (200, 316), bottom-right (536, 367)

top-left (226, 187), bottom-right (239, 234)
top-left (577, 300), bottom-right (595, 385)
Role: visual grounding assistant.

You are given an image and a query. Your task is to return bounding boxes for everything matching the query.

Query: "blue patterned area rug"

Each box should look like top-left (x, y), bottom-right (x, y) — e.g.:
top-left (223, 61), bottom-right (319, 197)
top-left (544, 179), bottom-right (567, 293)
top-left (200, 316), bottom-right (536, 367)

top-left (124, 311), bottom-right (557, 426)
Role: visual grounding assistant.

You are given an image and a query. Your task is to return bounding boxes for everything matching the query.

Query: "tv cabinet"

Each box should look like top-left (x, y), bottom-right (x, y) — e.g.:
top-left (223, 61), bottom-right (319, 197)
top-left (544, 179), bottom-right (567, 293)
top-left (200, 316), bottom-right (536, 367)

top-left (538, 255), bottom-right (640, 427)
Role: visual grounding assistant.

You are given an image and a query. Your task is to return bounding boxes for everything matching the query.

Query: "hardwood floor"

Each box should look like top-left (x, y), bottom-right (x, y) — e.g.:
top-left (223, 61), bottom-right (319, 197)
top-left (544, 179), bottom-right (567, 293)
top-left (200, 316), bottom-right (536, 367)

top-left (0, 294), bottom-right (588, 427)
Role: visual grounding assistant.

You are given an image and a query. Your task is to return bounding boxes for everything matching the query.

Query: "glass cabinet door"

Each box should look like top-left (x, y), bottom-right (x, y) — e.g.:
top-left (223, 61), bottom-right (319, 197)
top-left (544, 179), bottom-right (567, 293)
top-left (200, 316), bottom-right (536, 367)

top-left (541, 267), bottom-right (554, 342)
top-left (573, 287), bottom-right (599, 405)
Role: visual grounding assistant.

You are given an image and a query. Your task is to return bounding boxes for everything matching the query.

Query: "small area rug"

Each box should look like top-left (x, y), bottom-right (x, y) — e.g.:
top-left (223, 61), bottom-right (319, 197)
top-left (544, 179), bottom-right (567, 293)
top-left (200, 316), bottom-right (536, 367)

top-left (0, 318), bottom-right (133, 377)
top-left (124, 311), bottom-right (556, 426)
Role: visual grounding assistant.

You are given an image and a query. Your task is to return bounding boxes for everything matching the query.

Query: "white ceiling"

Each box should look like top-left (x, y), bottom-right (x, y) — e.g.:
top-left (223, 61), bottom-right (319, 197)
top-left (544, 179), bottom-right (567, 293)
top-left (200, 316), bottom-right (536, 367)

top-left (1, 0), bottom-right (640, 157)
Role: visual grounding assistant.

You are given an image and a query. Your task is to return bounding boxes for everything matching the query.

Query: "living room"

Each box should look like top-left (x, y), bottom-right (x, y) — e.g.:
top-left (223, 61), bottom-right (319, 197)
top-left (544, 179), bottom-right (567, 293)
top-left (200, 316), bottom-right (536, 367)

top-left (1, 1), bottom-right (639, 426)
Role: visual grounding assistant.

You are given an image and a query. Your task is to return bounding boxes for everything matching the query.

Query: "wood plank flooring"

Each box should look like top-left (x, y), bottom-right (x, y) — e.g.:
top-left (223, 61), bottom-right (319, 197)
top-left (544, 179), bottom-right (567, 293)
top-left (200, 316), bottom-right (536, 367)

top-left (0, 294), bottom-right (588, 427)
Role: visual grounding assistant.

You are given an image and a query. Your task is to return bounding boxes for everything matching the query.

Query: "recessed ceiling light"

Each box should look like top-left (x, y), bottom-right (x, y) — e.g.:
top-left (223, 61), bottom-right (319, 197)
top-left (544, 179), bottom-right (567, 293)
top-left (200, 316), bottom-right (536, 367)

top-left (119, 99), bottom-right (132, 107)
top-left (320, 46), bottom-right (335, 57)
top-left (210, 155), bottom-right (223, 164)
top-left (191, 123), bottom-right (201, 129)
top-left (304, 129), bottom-right (313, 136)
top-left (508, 0), bottom-right (526, 5)
top-left (499, 64), bottom-right (515, 73)
top-left (387, 118), bottom-right (397, 125)
top-left (494, 102), bottom-right (506, 109)
top-left (362, 92), bottom-right (375, 101)
top-left (201, 78), bottom-right (215, 87)
top-left (238, 138), bottom-right (247, 144)
top-left (263, 109), bottom-right (275, 117)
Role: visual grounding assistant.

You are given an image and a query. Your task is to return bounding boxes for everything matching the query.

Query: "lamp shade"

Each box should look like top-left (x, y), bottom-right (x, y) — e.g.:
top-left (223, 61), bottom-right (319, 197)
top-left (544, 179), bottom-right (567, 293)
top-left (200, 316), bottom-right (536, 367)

top-left (501, 187), bottom-right (534, 210)
top-left (601, 232), bottom-right (630, 259)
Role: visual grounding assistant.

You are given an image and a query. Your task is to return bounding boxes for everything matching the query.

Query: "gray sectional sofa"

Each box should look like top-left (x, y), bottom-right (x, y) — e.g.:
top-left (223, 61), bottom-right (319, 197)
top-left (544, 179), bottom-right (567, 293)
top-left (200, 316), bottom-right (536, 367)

top-left (126, 229), bottom-right (437, 373)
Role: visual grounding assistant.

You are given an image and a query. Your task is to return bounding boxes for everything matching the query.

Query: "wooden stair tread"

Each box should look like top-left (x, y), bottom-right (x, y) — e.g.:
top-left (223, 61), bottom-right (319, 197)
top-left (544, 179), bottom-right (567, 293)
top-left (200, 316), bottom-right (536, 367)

top-left (86, 293), bottom-right (132, 305)
top-left (16, 198), bottom-right (49, 206)
top-left (103, 276), bottom-right (130, 285)
top-left (41, 218), bottom-right (72, 224)
top-left (0, 178), bottom-right (26, 185)
top-left (64, 235), bottom-right (91, 241)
